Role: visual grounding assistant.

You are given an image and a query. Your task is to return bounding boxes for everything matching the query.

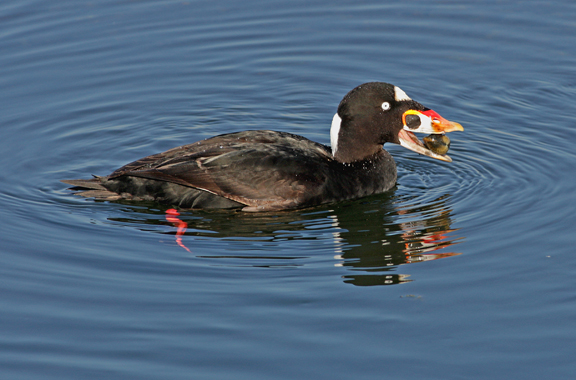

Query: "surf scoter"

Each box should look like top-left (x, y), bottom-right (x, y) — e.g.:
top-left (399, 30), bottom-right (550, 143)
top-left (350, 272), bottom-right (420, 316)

top-left (63, 82), bottom-right (463, 212)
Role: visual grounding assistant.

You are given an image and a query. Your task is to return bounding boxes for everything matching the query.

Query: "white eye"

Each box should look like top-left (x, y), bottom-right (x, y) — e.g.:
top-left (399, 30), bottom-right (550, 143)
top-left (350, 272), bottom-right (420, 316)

top-left (381, 102), bottom-right (390, 111)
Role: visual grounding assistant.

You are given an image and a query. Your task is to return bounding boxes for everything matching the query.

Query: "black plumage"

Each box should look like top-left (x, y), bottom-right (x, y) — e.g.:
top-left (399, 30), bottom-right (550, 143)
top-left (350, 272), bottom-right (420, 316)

top-left (63, 82), bottom-right (463, 212)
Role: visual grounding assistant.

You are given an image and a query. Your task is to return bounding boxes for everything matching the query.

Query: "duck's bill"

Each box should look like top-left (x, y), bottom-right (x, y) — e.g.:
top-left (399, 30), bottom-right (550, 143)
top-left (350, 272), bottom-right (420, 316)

top-left (398, 129), bottom-right (453, 162)
top-left (398, 109), bottom-right (464, 162)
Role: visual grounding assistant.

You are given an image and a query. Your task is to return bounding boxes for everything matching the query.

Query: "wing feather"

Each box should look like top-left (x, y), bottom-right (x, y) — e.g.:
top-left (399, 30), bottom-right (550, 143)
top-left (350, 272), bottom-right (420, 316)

top-left (108, 131), bottom-right (333, 210)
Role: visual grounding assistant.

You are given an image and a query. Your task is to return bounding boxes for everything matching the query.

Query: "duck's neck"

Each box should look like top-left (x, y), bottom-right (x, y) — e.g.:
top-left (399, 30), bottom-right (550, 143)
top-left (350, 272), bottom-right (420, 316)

top-left (330, 113), bottom-right (383, 163)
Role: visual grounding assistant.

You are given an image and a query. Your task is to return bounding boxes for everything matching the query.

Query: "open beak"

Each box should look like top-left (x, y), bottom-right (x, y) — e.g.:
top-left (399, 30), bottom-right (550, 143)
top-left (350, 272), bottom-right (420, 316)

top-left (398, 109), bottom-right (464, 162)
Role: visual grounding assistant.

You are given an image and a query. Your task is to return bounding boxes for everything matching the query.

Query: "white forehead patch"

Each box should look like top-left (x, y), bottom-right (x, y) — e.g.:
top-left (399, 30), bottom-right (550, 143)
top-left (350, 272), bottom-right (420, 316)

top-left (394, 86), bottom-right (411, 102)
top-left (330, 113), bottom-right (342, 156)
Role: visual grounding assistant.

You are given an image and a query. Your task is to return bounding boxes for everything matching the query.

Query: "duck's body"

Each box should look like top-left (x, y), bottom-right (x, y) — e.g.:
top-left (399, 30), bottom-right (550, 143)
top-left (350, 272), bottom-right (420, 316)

top-left (63, 82), bottom-right (463, 212)
top-left (64, 130), bottom-right (396, 211)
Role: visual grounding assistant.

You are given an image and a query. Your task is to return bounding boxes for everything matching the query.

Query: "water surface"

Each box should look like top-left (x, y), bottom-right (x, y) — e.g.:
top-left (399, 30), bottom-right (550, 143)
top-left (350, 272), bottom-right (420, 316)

top-left (1, 1), bottom-right (576, 379)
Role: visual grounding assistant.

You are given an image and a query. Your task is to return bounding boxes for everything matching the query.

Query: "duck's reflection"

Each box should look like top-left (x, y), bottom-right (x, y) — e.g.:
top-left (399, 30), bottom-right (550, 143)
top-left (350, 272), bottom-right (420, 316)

top-left (110, 192), bottom-right (463, 286)
top-left (323, 193), bottom-right (461, 286)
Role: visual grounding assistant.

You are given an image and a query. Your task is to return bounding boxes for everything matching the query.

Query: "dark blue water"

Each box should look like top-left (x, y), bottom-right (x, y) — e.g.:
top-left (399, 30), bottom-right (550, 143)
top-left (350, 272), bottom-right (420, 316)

top-left (2, 0), bottom-right (576, 379)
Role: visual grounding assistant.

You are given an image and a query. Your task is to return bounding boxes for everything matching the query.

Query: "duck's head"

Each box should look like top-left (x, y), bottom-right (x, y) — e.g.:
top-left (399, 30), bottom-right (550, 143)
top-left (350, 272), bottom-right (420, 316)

top-left (330, 82), bottom-right (463, 163)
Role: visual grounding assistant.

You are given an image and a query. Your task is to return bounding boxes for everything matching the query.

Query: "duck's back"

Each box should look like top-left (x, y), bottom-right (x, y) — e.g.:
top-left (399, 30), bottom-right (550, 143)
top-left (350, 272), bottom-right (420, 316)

top-left (65, 130), bottom-right (358, 211)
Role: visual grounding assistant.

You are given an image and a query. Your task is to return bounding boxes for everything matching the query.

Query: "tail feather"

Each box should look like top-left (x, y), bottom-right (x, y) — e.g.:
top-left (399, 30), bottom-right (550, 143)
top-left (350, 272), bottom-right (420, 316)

top-left (61, 177), bottom-right (121, 200)
top-left (61, 178), bottom-right (106, 190)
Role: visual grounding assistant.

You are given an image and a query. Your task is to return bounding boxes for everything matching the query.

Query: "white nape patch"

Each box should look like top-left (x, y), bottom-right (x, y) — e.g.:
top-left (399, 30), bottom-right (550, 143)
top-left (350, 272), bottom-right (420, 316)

top-left (394, 86), bottom-right (411, 102)
top-left (330, 113), bottom-right (342, 156)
